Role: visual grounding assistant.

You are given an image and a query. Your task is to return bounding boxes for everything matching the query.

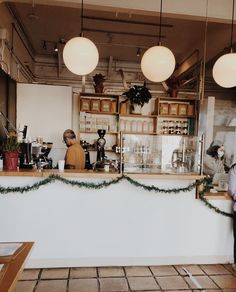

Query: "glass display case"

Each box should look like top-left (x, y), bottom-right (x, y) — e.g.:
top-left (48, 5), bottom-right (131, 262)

top-left (122, 134), bottom-right (203, 174)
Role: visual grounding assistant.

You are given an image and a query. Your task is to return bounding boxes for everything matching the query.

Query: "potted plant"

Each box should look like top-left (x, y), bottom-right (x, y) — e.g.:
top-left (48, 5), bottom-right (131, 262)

top-left (123, 82), bottom-right (152, 114)
top-left (2, 133), bottom-right (20, 170)
top-left (93, 73), bottom-right (106, 93)
top-left (165, 76), bottom-right (181, 97)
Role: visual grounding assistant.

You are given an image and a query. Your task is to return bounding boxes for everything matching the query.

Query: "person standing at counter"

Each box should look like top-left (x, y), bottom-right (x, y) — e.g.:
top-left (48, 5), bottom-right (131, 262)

top-left (203, 142), bottom-right (227, 176)
top-left (63, 129), bottom-right (85, 169)
top-left (228, 163), bottom-right (236, 268)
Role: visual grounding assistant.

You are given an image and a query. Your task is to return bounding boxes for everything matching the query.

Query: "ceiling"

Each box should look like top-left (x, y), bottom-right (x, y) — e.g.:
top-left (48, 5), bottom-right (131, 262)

top-left (6, 1), bottom-right (235, 70)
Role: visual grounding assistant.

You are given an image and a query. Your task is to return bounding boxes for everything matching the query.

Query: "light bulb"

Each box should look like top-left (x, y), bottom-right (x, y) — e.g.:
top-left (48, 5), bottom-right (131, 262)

top-left (63, 37), bottom-right (99, 76)
top-left (141, 45), bottom-right (176, 82)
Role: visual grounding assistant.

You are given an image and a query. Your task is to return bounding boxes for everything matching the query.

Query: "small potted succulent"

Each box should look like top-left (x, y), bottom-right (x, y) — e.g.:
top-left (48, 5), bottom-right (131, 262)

top-left (2, 133), bottom-right (20, 170)
top-left (123, 82), bottom-right (152, 114)
top-left (93, 73), bottom-right (106, 93)
top-left (166, 76), bottom-right (181, 97)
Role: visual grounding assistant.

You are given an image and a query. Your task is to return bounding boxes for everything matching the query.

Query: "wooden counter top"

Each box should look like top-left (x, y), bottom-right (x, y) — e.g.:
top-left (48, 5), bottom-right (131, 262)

top-left (0, 169), bottom-right (204, 180)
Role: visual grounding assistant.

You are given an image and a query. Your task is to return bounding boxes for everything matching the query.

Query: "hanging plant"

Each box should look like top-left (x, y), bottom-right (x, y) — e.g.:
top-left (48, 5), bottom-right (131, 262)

top-left (123, 82), bottom-right (152, 108)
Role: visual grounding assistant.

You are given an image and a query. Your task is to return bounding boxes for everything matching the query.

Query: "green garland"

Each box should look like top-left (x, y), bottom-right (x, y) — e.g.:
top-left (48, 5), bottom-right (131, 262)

top-left (198, 177), bottom-right (233, 218)
top-left (0, 174), bottom-right (200, 194)
top-left (0, 174), bottom-right (233, 218)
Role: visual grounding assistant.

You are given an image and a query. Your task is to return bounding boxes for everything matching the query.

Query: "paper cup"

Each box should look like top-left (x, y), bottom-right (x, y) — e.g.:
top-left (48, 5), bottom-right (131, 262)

top-left (58, 160), bottom-right (65, 171)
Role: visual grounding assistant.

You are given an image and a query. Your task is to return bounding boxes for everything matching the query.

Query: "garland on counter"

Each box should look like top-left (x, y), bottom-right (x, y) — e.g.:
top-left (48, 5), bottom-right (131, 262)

top-left (198, 176), bottom-right (233, 218)
top-left (0, 174), bottom-right (233, 218)
top-left (0, 174), bottom-right (200, 194)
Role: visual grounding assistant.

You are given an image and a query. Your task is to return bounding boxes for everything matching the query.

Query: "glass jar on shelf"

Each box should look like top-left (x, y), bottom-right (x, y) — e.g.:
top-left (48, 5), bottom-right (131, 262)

top-left (131, 120), bottom-right (137, 132)
top-left (137, 120), bottom-right (143, 133)
top-left (120, 119), bottom-right (125, 132)
top-left (142, 121), bottom-right (149, 133)
top-left (125, 120), bottom-right (131, 132)
top-left (149, 121), bottom-right (154, 133)
top-left (183, 120), bottom-right (188, 135)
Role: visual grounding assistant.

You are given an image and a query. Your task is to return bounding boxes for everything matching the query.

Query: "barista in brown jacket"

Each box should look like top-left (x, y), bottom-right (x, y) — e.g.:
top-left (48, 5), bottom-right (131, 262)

top-left (63, 129), bottom-right (85, 169)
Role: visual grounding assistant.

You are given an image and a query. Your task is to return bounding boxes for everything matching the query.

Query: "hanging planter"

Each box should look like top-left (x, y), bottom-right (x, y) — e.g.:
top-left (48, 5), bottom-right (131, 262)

top-left (123, 82), bottom-right (152, 114)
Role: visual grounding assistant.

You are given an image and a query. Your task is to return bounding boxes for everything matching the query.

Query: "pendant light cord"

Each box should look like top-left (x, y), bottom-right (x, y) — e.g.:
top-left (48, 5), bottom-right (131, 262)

top-left (80, 0), bottom-right (84, 37)
top-left (230, 0), bottom-right (235, 52)
top-left (200, 0), bottom-right (209, 104)
top-left (158, 0), bottom-right (163, 45)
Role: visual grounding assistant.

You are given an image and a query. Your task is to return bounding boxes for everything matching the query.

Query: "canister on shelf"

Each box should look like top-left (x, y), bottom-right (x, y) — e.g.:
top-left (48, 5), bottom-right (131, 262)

top-left (187, 104), bottom-right (194, 116)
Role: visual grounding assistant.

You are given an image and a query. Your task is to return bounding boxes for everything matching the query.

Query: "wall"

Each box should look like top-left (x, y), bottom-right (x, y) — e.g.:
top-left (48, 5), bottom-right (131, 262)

top-left (17, 83), bottom-right (72, 165)
top-left (199, 95), bottom-right (236, 166)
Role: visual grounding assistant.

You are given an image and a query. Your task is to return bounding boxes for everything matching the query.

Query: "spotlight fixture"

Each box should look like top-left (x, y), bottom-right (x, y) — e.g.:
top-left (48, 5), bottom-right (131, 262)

top-left (63, 0), bottom-right (99, 75)
top-left (136, 48), bottom-right (141, 57)
top-left (54, 43), bottom-right (58, 52)
top-left (213, 0), bottom-right (236, 88)
top-left (141, 0), bottom-right (175, 82)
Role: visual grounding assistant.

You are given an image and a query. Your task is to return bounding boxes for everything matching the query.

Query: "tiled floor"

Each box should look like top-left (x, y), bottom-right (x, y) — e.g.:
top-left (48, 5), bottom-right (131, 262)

top-left (14, 264), bottom-right (236, 292)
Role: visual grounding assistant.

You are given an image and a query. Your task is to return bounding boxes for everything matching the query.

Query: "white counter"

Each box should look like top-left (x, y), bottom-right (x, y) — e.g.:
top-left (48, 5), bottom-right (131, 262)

top-left (0, 174), bottom-right (233, 268)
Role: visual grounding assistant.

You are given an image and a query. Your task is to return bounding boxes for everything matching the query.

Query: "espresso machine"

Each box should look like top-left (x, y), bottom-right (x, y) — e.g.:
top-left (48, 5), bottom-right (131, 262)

top-left (31, 141), bottom-right (53, 169)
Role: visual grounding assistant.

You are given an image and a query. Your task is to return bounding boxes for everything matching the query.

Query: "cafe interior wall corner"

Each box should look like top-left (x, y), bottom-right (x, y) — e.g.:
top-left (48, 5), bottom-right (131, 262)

top-left (17, 83), bottom-right (73, 166)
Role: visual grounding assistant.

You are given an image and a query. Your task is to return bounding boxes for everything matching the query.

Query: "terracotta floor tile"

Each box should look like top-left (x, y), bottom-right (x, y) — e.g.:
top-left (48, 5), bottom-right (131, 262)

top-left (98, 267), bottom-right (125, 277)
top-left (125, 266), bottom-right (152, 276)
top-left (128, 276), bottom-right (160, 290)
top-left (223, 264), bottom-right (236, 275)
top-left (175, 265), bottom-right (205, 275)
top-left (193, 290), bottom-right (222, 292)
top-left (156, 275), bottom-right (189, 290)
top-left (150, 265), bottom-right (178, 276)
top-left (19, 269), bottom-right (40, 280)
top-left (165, 290), bottom-right (193, 292)
top-left (41, 268), bottom-right (69, 279)
top-left (70, 267), bottom-right (97, 278)
top-left (35, 280), bottom-right (67, 292)
top-left (13, 280), bottom-right (37, 292)
top-left (211, 275), bottom-right (236, 289)
top-left (99, 277), bottom-right (128, 292)
top-left (69, 279), bottom-right (98, 292)
top-left (200, 264), bottom-right (231, 275)
top-left (185, 275), bottom-right (219, 289)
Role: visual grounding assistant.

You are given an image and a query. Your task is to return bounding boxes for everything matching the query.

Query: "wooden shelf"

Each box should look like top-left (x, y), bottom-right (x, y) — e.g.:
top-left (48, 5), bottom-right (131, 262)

top-left (158, 97), bottom-right (199, 101)
top-left (157, 133), bottom-right (195, 137)
top-left (158, 115), bottom-right (196, 118)
top-left (80, 111), bottom-right (118, 115)
top-left (80, 93), bottom-right (119, 98)
top-left (119, 114), bottom-right (157, 118)
top-left (122, 131), bottom-right (156, 135)
top-left (80, 131), bottom-right (118, 134)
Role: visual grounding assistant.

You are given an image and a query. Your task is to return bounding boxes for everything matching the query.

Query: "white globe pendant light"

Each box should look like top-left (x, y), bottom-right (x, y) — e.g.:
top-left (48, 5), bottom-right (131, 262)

top-left (212, 0), bottom-right (236, 88)
top-left (63, 37), bottom-right (99, 75)
top-left (141, 0), bottom-right (175, 82)
top-left (63, 0), bottom-right (99, 76)
top-left (213, 52), bottom-right (236, 88)
top-left (141, 45), bottom-right (175, 82)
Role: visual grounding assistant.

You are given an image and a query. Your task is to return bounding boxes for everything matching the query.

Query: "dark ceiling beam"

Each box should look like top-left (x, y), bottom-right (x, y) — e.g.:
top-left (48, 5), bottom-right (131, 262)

top-left (83, 16), bottom-right (173, 28)
top-left (84, 28), bottom-right (165, 39)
